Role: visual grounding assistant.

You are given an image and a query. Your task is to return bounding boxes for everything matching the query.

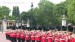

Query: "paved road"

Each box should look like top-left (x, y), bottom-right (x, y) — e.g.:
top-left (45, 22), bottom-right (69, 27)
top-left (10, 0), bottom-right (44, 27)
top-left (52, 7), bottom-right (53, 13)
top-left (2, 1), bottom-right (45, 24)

top-left (0, 32), bottom-right (10, 42)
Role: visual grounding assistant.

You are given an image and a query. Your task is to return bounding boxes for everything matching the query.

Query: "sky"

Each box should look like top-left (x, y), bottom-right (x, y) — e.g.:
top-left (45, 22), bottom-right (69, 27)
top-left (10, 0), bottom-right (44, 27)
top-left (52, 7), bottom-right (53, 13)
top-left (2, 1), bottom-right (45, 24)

top-left (0, 0), bottom-right (65, 15)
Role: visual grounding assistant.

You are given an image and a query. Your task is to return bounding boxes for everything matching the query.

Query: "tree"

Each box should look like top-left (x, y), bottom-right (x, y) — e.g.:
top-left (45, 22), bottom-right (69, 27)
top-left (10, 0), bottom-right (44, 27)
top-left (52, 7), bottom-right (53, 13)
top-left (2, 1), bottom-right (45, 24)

top-left (53, 1), bottom-right (67, 25)
top-left (66, 0), bottom-right (75, 24)
top-left (12, 6), bottom-right (20, 17)
top-left (33, 0), bottom-right (56, 26)
top-left (21, 11), bottom-right (31, 20)
top-left (0, 6), bottom-right (10, 19)
top-left (21, 0), bottom-right (68, 27)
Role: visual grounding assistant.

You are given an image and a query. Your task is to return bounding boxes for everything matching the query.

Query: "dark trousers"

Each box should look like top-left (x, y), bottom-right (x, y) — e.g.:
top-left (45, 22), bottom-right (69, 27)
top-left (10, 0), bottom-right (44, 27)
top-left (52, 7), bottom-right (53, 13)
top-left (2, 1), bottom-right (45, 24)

top-left (21, 38), bottom-right (25, 42)
top-left (26, 40), bottom-right (30, 42)
top-left (32, 40), bottom-right (35, 42)
top-left (7, 35), bottom-right (11, 40)
top-left (10, 37), bottom-right (12, 41)
top-left (11, 37), bottom-right (17, 42)
top-left (17, 38), bottom-right (21, 42)
top-left (37, 41), bottom-right (41, 42)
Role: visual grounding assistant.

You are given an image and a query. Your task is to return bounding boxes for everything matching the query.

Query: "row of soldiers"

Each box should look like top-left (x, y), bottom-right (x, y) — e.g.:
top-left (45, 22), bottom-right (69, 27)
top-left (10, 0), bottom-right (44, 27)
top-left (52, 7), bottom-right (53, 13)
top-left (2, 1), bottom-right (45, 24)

top-left (5, 28), bottom-right (75, 42)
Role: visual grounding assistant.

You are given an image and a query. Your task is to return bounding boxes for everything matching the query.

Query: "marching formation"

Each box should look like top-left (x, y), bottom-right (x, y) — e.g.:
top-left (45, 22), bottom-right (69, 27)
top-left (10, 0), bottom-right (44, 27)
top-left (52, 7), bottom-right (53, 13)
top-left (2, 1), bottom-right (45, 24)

top-left (5, 29), bottom-right (75, 42)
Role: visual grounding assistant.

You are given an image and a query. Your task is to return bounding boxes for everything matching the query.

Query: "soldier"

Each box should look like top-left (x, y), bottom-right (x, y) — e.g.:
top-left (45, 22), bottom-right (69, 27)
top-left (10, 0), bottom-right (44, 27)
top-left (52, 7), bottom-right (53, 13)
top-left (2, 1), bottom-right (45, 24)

top-left (60, 37), bottom-right (66, 42)
top-left (17, 30), bottom-right (21, 42)
top-left (5, 29), bottom-right (10, 40)
top-left (31, 30), bottom-right (35, 42)
top-left (10, 30), bottom-right (13, 42)
top-left (10, 30), bottom-right (17, 42)
top-left (47, 32), bottom-right (53, 42)
top-left (54, 37), bottom-right (59, 42)
top-left (35, 30), bottom-right (41, 42)
top-left (8, 30), bottom-right (11, 40)
top-left (13, 30), bottom-right (17, 42)
top-left (20, 30), bottom-right (25, 42)
top-left (41, 31), bottom-right (46, 42)
top-left (25, 30), bottom-right (30, 42)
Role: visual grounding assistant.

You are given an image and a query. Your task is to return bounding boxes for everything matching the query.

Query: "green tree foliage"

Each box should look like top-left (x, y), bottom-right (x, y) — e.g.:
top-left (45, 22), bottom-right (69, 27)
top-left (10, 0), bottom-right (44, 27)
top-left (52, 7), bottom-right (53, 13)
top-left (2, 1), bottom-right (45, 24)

top-left (33, 0), bottom-right (65, 26)
top-left (21, 11), bottom-right (31, 20)
top-left (66, 0), bottom-right (75, 24)
top-left (21, 0), bottom-right (67, 26)
top-left (12, 6), bottom-right (20, 17)
top-left (7, 16), bottom-right (16, 20)
top-left (33, 0), bottom-right (55, 25)
top-left (53, 2), bottom-right (67, 25)
top-left (0, 6), bottom-right (10, 19)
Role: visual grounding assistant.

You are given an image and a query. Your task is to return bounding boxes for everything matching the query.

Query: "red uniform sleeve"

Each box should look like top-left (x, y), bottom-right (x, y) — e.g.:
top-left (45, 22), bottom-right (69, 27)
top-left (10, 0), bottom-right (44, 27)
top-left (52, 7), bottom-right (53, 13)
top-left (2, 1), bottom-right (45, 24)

top-left (25, 34), bottom-right (30, 40)
top-left (17, 33), bottom-right (21, 38)
top-left (31, 33), bottom-right (35, 40)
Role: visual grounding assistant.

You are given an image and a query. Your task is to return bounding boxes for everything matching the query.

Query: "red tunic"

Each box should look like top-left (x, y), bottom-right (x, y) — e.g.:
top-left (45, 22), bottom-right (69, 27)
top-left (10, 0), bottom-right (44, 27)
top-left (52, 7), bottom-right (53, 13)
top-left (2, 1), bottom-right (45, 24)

top-left (73, 38), bottom-right (75, 42)
top-left (47, 33), bottom-right (53, 42)
top-left (68, 37), bottom-right (74, 42)
top-left (25, 34), bottom-right (30, 40)
top-left (41, 34), bottom-right (46, 42)
top-left (10, 32), bottom-right (17, 38)
top-left (13, 33), bottom-right (17, 38)
top-left (54, 37), bottom-right (59, 42)
top-left (17, 33), bottom-right (21, 38)
top-left (60, 38), bottom-right (66, 42)
top-left (7, 32), bottom-right (10, 36)
top-left (10, 33), bottom-right (13, 38)
top-left (20, 33), bottom-right (25, 39)
top-left (31, 33), bottom-right (35, 40)
top-left (35, 33), bottom-right (41, 41)
top-left (47, 37), bottom-right (53, 42)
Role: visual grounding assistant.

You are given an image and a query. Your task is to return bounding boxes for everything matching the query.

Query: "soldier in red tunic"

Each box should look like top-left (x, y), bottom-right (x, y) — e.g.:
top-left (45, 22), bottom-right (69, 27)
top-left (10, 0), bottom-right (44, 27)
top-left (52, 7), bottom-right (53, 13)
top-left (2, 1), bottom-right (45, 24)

top-left (5, 29), bottom-right (10, 40)
top-left (25, 30), bottom-right (30, 42)
top-left (13, 31), bottom-right (17, 42)
top-left (35, 30), bottom-right (41, 42)
top-left (31, 30), bottom-right (35, 42)
top-left (20, 30), bottom-right (25, 42)
top-left (10, 31), bottom-right (14, 42)
top-left (10, 30), bottom-right (17, 42)
top-left (68, 34), bottom-right (75, 42)
top-left (7, 29), bottom-right (11, 40)
top-left (60, 37), bottom-right (66, 42)
top-left (54, 36), bottom-right (60, 42)
top-left (17, 30), bottom-right (21, 42)
top-left (41, 31), bottom-right (46, 42)
top-left (47, 32), bottom-right (53, 42)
